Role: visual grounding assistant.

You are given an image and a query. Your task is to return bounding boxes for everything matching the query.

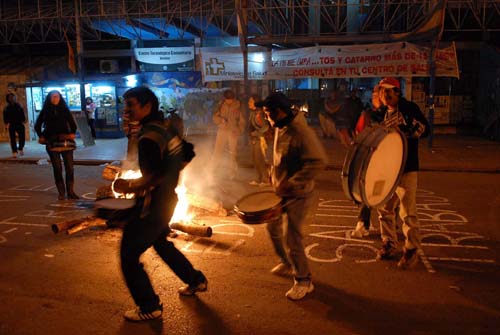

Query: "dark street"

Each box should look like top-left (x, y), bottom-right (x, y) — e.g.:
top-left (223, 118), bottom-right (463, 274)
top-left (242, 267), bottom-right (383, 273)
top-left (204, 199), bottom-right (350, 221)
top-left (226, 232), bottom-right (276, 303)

top-left (0, 161), bottom-right (499, 335)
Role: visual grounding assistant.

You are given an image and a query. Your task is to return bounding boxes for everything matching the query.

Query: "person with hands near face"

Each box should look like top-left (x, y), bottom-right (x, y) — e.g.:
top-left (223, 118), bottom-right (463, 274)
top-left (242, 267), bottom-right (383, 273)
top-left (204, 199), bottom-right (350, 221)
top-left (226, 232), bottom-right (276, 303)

top-left (115, 86), bottom-right (206, 323)
top-left (256, 92), bottom-right (327, 301)
top-left (34, 90), bottom-right (79, 200)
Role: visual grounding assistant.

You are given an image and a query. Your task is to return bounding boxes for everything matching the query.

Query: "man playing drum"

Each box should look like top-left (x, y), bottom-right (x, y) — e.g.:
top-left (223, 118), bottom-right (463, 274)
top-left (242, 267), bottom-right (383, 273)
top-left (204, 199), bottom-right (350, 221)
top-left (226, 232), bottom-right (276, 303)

top-left (376, 77), bottom-right (429, 269)
top-left (256, 92), bottom-right (327, 300)
top-left (113, 86), bottom-right (206, 321)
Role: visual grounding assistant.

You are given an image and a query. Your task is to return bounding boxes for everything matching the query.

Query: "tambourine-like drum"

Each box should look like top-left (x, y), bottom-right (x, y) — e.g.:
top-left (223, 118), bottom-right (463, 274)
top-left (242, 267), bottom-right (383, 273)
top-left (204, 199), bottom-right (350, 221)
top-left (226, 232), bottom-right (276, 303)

top-left (342, 125), bottom-right (407, 208)
top-left (234, 191), bottom-right (283, 224)
top-left (94, 198), bottom-right (137, 222)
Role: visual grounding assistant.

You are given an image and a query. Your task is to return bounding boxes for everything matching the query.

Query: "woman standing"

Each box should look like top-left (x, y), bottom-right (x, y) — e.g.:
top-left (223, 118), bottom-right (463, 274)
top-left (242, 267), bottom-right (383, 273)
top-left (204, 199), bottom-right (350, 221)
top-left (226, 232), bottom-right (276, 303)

top-left (247, 94), bottom-right (270, 186)
top-left (35, 90), bottom-right (79, 200)
top-left (85, 97), bottom-right (97, 139)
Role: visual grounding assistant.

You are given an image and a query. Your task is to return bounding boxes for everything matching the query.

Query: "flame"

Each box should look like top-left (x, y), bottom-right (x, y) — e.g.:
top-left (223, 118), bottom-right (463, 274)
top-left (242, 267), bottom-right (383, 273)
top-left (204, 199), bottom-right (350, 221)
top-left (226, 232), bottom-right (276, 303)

top-left (171, 175), bottom-right (194, 224)
top-left (111, 169), bottom-right (142, 199)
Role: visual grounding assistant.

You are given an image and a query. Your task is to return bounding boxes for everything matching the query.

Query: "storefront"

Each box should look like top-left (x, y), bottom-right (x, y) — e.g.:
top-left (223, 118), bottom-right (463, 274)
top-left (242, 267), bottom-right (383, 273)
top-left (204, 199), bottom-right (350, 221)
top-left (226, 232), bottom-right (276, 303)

top-left (25, 80), bottom-right (128, 139)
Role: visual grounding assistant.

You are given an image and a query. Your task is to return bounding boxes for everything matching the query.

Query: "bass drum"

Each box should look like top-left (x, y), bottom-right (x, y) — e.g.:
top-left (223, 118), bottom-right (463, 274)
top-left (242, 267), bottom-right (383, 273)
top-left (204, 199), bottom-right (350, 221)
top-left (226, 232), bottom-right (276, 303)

top-left (234, 191), bottom-right (283, 224)
top-left (341, 125), bottom-right (407, 208)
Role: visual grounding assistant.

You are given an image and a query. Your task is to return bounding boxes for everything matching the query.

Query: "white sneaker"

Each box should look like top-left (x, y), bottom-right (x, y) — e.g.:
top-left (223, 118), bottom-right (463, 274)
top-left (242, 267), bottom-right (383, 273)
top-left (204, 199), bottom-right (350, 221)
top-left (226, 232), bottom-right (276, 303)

top-left (286, 280), bottom-right (314, 300)
top-left (270, 262), bottom-right (293, 276)
top-left (18, 150), bottom-right (24, 156)
top-left (123, 305), bottom-right (162, 322)
top-left (351, 221), bottom-right (369, 238)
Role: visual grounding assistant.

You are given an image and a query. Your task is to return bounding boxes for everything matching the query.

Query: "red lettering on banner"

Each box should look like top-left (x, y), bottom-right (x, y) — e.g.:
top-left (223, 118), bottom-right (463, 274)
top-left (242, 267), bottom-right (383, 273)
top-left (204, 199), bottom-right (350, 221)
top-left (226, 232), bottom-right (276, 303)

top-left (337, 57), bottom-right (343, 64)
top-left (320, 57), bottom-right (335, 65)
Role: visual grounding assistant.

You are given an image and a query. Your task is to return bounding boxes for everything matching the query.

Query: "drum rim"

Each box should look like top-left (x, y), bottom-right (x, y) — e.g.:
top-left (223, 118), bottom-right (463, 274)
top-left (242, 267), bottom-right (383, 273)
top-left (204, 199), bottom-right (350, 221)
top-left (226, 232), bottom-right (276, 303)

top-left (360, 128), bottom-right (408, 208)
top-left (94, 198), bottom-right (136, 209)
top-left (234, 191), bottom-right (282, 220)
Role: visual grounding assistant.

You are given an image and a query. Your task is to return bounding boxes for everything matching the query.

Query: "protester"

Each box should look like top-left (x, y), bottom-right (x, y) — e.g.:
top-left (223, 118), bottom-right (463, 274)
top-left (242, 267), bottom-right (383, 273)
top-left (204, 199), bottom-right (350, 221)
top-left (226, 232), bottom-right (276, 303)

top-left (122, 106), bottom-right (141, 166)
top-left (376, 77), bottom-right (429, 269)
top-left (3, 93), bottom-right (26, 158)
top-left (319, 89), bottom-right (341, 139)
top-left (34, 90), bottom-right (79, 200)
top-left (85, 97), bottom-right (96, 139)
top-left (344, 89), bottom-right (364, 134)
top-left (351, 85), bottom-right (385, 238)
top-left (113, 86), bottom-right (206, 322)
top-left (256, 92), bottom-right (327, 300)
top-left (212, 89), bottom-right (245, 180)
top-left (248, 94), bottom-right (270, 186)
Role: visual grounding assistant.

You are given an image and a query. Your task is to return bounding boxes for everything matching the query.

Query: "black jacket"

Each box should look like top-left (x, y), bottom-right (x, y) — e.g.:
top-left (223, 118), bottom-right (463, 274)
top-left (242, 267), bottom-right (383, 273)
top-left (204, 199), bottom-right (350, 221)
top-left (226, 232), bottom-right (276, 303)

top-left (3, 103), bottom-right (26, 125)
top-left (382, 97), bottom-right (430, 173)
top-left (34, 105), bottom-right (77, 139)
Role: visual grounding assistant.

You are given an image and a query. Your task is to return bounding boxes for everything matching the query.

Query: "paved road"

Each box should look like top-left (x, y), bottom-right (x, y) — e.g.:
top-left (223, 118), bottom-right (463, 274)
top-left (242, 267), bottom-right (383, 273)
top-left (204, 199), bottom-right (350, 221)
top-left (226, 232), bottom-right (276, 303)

top-left (0, 163), bottom-right (499, 335)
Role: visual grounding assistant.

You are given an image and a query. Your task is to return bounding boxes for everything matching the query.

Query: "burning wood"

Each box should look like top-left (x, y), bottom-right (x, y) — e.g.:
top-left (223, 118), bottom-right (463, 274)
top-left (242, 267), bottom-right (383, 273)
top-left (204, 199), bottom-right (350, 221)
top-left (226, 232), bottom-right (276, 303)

top-left (51, 216), bottom-right (107, 235)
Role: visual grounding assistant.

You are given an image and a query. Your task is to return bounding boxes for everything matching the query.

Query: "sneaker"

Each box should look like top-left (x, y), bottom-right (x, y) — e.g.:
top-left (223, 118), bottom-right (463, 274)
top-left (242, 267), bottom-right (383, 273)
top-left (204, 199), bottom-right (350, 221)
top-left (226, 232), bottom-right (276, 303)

top-left (178, 277), bottom-right (208, 296)
top-left (124, 304), bottom-right (163, 322)
top-left (249, 180), bottom-right (260, 186)
top-left (18, 150), bottom-right (24, 156)
top-left (11, 152), bottom-right (17, 158)
top-left (377, 240), bottom-right (398, 260)
top-left (351, 221), bottom-right (369, 238)
top-left (286, 280), bottom-right (314, 300)
top-left (397, 248), bottom-right (419, 270)
top-left (270, 262), bottom-right (294, 277)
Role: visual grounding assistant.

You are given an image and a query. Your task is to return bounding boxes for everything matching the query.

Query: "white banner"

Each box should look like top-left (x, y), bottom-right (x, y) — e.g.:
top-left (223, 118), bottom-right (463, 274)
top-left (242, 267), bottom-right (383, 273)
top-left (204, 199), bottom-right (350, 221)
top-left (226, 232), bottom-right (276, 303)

top-left (268, 42), bottom-right (459, 79)
top-left (134, 47), bottom-right (194, 65)
top-left (201, 47), bottom-right (269, 82)
top-left (200, 42), bottom-right (458, 82)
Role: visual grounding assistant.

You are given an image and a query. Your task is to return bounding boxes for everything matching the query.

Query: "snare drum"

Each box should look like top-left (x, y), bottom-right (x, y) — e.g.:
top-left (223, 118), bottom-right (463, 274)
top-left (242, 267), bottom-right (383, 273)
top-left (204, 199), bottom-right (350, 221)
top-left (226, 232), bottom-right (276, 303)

top-left (341, 125), bottom-right (407, 208)
top-left (234, 191), bottom-right (283, 224)
top-left (94, 198), bottom-right (137, 223)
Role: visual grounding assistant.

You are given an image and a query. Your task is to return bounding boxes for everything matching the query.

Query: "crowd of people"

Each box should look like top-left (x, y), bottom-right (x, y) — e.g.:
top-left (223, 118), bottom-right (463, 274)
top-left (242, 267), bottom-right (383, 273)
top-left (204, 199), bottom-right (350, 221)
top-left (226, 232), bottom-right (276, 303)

top-left (1, 77), bottom-right (429, 321)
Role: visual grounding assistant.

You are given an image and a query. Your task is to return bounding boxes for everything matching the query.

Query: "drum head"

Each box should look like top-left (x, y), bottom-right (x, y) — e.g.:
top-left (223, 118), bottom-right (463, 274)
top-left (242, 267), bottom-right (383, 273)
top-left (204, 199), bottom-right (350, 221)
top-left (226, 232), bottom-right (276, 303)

top-left (363, 131), bottom-right (406, 207)
top-left (94, 198), bottom-right (136, 210)
top-left (342, 126), bottom-right (407, 208)
top-left (235, 191), bottom-right (281, 212)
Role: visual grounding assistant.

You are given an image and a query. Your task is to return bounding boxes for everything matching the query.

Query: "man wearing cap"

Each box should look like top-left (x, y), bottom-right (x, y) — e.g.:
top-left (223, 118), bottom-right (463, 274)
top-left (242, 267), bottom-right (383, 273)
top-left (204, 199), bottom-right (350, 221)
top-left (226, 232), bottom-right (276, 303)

top-left (256, 92), bottom-right (327, 300)
top-left (376, 77), bottom-right (429, 269)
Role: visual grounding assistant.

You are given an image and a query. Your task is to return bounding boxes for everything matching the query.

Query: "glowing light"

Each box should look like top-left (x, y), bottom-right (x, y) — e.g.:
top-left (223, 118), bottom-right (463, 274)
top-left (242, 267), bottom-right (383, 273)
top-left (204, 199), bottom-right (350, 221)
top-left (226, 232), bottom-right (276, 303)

top-left (111, 169), bottom-right (142, 199)
top-left (171, 175), bottom-right (194, 224)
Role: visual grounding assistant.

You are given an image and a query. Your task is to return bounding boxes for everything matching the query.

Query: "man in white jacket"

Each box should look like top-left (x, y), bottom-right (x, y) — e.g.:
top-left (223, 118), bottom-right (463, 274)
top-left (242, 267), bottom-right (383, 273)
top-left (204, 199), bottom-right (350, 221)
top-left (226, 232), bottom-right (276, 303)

top-left (212, 89), bottom-right (245, 179)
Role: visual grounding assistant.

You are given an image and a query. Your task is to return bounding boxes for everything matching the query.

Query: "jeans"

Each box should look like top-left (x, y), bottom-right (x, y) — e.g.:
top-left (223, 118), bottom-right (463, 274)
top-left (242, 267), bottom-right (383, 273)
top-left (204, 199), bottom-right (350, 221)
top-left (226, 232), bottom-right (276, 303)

top-left (250, 137), bottom-right (268, 183)
top-left (46, 149), bottom-right (75, 194)
top-left (377, 171), bottom-right (421, 250)
top-left (8, 123), bottom-right (25, 153)
top-left (212, 129), bottom-right (239, 179)
top-left (358, 204), bottom-right (371, 229)
top-left (267, 195), bottom-right (313, 281)
top-left (120, 199), bottom-right (204, 312)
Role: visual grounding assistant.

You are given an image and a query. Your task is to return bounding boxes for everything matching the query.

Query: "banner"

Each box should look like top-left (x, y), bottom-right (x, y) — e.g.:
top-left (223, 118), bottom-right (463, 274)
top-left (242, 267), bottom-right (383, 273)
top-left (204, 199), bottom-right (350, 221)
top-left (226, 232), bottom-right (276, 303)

top-left (268, 42), bottom-right (459, 79)
top-left (201, 47), bottom-right (269, 82)
top-left (200, 42), bottom-right (458, 82)
top-left (135, 47), bottom-right (195, 72)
